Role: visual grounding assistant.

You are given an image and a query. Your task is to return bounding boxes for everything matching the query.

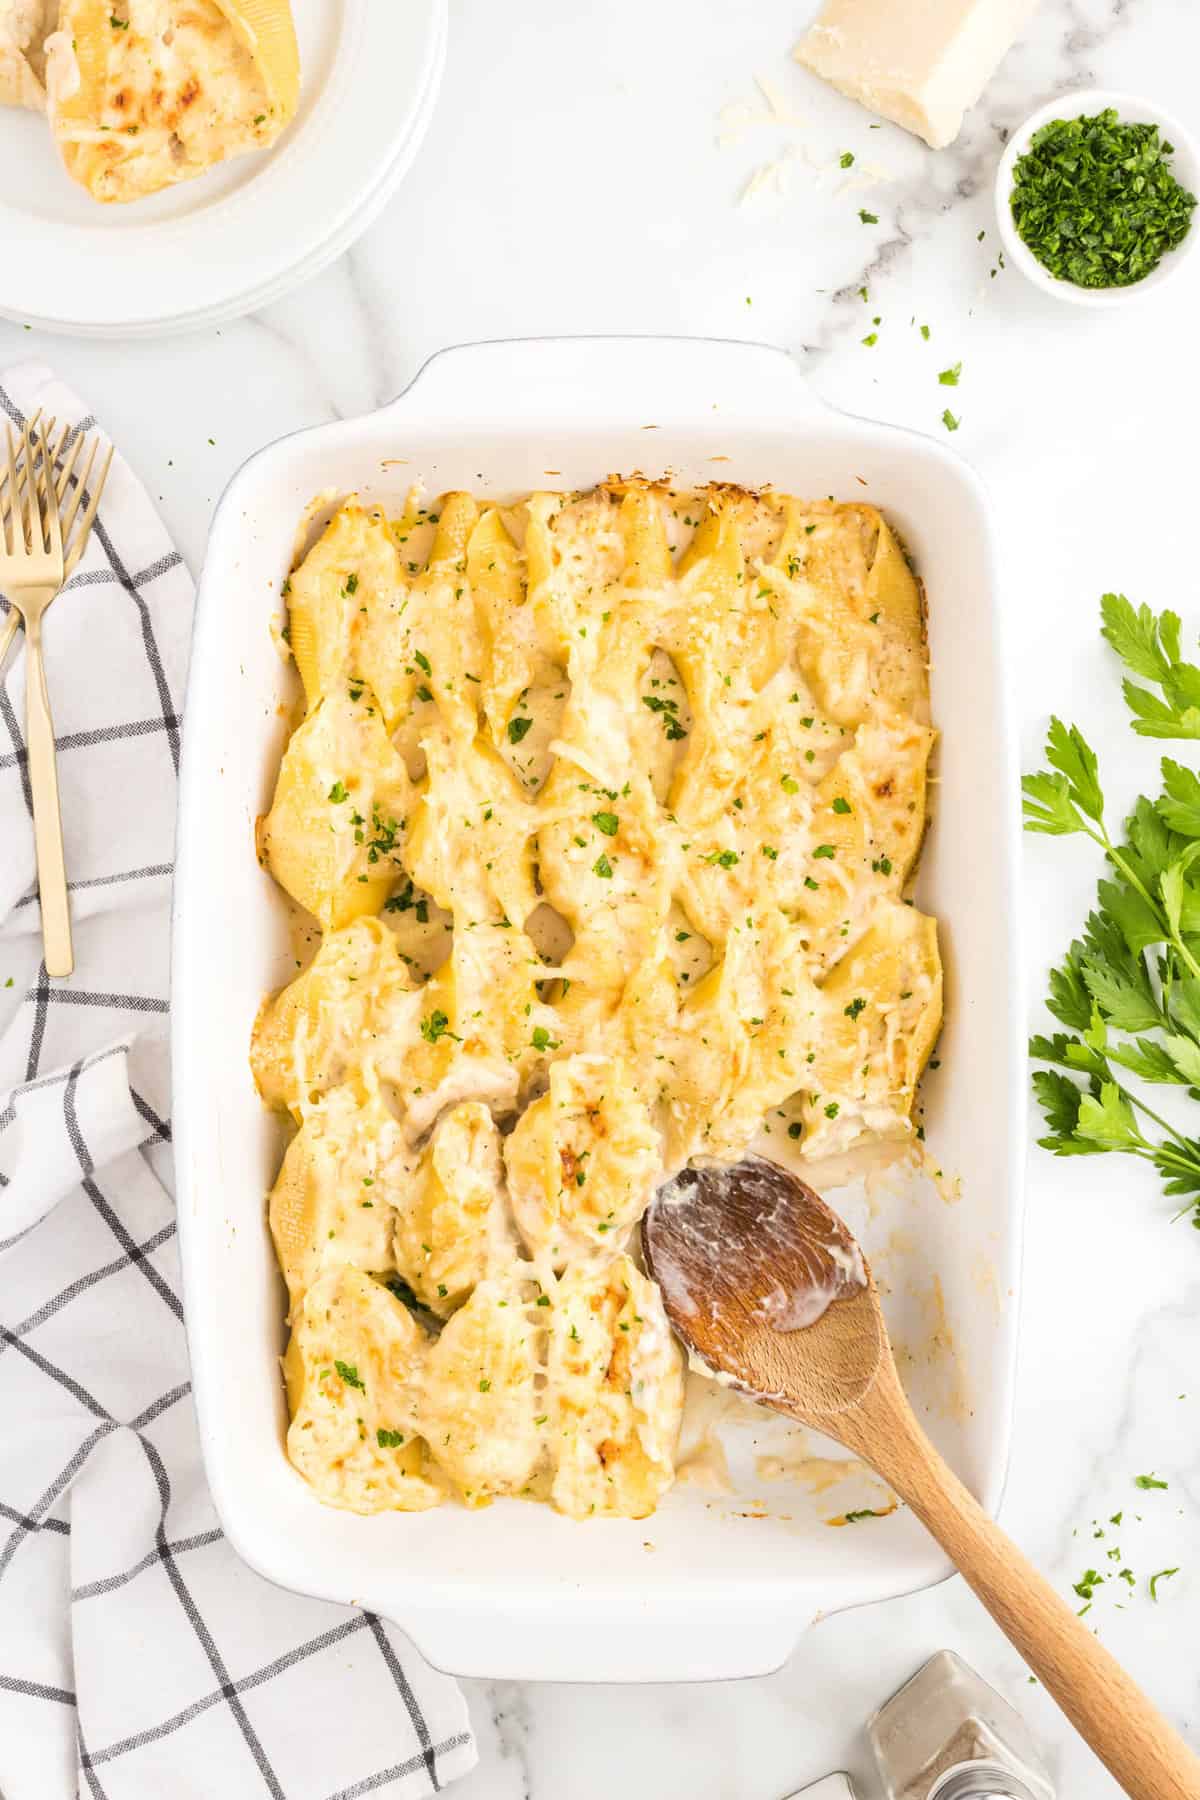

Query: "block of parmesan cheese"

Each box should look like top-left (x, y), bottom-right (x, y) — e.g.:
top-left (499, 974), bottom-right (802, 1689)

top-left (795, 0), bottom-right (1041, 149)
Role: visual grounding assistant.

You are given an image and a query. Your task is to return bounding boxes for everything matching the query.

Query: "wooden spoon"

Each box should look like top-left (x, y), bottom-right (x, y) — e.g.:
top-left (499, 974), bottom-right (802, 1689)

top-left (644, 1156), bottom-right (1200, 1800)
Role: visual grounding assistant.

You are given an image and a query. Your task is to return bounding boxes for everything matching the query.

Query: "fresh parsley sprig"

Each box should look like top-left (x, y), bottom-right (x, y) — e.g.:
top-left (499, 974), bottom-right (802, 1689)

top-left (1025, 599), bottom-right (1200, 1218)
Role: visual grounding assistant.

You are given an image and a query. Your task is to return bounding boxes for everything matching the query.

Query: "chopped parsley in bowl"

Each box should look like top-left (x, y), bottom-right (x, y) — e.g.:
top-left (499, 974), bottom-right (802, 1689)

top-left (995, 90), bottom-right (1200, 307)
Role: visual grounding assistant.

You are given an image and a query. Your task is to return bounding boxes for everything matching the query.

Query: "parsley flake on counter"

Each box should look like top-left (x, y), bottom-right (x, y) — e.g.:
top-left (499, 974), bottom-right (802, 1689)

top-left (1073, 1567), bottom-right (1104, 1600)
top-left (862, 333), bottom-right (878, 347)
top-left (1010, 107), bottom-right (1196, 290)
top-left (941, 410), bottom-right (960, 432)
top-left (858, 209), bottom-right (878, 225)
top-left (1134, 1473), bottom-right (1169, 1491)
top-left (938, 363), bottom-right (962, 386)
top-left (840, 151), bottom-right (855, 169)
top-left (1150, 1567), bottom-right (1179, 1600)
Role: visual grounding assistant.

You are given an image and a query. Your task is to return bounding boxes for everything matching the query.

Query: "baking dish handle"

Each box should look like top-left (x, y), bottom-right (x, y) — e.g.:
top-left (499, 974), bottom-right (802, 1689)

top-left (380, 335), bottom-right (830, 430)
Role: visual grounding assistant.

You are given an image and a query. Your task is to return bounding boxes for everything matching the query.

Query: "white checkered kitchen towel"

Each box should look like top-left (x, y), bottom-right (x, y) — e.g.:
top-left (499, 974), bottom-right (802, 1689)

top-left (0, 365), bottom-right (475, 1800)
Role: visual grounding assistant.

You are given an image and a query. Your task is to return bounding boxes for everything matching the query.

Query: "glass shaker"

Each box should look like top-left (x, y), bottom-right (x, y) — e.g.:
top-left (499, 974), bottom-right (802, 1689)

top-left (867, 1650), bottom-right (1055, 1800)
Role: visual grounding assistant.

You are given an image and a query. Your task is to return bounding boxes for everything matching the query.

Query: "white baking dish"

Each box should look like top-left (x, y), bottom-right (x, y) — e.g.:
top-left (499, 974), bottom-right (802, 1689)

top-left (173, 336), bottom-right (1023, 1682)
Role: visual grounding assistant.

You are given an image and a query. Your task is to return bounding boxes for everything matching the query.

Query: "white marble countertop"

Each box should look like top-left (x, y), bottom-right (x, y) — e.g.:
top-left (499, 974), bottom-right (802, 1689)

top-left (5, 0), bottom-right (1198, 1793)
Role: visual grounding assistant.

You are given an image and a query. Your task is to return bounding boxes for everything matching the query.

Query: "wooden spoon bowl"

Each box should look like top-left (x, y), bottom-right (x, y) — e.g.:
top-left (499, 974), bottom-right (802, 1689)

top-left (644, 1155), bottom-right (1200, 1800)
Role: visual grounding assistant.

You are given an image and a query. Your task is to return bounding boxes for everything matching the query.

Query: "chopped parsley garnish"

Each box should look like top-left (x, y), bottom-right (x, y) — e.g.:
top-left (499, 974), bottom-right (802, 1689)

top-left (413, 649), bottom-right (431, 675)
top-left (328, 780), bottom-right (348, 803)
top-left (345, 573), bottom-right (359, 595)
top-left (705, 849), bottom-right (739, 868)
top-left (507, 716), bottom-right (533, 744)
top-left (788, 1121), bottom-right (803, 1139)
top-left (844, 1507), bottom-right (890, 1523)
top-left (420, 1010), bottom-right (458, 1044)
top-left (844, 997), bottom-right (867, 1020)
top-left (531, 1025), bottom-right (561, 1051)
top-left (384, 880), bottom-right (429, 923)
top-left (642, 695), bottom-right (687, 741)
top-left (824, 1102), bottom-right (840, 1118)
top-left (377, 1428), bottom-right (405, 1448)
top-left (831, 796), bottom-right (852, 814)
top-left (335, 1360), bottom-right (365, 1392)
top-left (781, 774), bottom-right (800, 794)
top-left (813, 844), bottom-right (836, 859)
top-left (761, 844), bottom-right (779, 860)
top-left (592, 811), bottom-right (619, 836)
top-left (1010, 107), bottom-right (1196, 290)
top-left (593, 854), bottom-right (614, 878)
top-left (478, 1379), bottom-right (491, 1393)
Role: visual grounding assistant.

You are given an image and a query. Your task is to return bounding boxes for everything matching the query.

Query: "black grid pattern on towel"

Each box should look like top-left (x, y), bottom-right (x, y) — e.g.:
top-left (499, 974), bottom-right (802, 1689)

top-left (0, 378), bottom-right (469, 1800)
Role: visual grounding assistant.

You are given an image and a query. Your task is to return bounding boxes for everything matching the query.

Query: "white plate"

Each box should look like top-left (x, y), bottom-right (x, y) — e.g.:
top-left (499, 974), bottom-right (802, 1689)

top-left (0, 0), bottom-right (446, 338)
top-left (174, 337), bottom-right (1025, 1683)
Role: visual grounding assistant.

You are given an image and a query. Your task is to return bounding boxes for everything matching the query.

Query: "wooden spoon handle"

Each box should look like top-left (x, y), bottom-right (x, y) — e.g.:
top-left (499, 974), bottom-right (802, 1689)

top-left (842, 1364), bottom-right (1200, 1800)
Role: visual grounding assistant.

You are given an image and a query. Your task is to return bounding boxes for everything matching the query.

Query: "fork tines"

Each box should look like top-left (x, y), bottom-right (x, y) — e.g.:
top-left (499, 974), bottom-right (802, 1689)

top-left (0, 416), bottom-right (112, 576)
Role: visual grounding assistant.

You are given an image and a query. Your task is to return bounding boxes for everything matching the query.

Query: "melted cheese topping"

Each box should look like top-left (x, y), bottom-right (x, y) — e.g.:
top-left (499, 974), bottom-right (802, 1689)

top-left (254, 481), bottom-right (943, 1520)
top-left (46, 0), bottom-right (297, 204)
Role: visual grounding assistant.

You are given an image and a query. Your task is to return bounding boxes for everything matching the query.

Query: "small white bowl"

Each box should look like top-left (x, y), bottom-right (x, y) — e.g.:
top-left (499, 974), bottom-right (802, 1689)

top-left (995, 88), bottom-right (1200, 307)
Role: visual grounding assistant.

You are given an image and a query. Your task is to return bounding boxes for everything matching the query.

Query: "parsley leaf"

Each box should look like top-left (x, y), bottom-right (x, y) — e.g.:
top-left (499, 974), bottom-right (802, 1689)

top-left (1027, 597), bottom-right (1200, 1216)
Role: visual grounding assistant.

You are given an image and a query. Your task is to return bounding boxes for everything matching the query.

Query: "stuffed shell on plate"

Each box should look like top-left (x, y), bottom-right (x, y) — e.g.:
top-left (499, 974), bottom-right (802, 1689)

top-left (1, 0), bottom-right (298, 200)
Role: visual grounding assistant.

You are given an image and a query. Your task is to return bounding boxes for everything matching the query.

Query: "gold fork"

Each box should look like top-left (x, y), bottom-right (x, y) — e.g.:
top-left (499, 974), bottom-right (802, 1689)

top-left (0, 416), bottom-right (111, 672)
top-left (0, 419), bottom-right (113, 977)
